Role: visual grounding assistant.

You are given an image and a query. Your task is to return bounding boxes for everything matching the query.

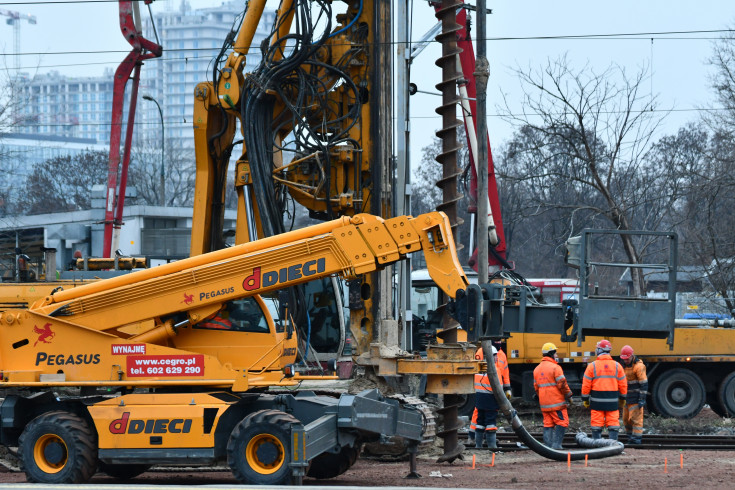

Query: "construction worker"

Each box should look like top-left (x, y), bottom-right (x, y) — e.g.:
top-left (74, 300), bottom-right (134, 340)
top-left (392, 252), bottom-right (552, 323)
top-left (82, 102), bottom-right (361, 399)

top-left (468, 342), bottom-right (511, 446)
top-left (472, 345), bottom-right (510, 449)
top-left (620, 345), bottom-right (648, 445)
top-left (581, 339), bottom-right (627, 440)
top-left (533, 342), bottom-right (573, 449)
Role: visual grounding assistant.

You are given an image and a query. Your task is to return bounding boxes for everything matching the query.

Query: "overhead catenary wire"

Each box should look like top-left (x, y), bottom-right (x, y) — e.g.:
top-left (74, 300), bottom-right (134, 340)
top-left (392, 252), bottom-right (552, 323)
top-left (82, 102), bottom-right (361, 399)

top-left (2, 28), bottom-right (733, 60)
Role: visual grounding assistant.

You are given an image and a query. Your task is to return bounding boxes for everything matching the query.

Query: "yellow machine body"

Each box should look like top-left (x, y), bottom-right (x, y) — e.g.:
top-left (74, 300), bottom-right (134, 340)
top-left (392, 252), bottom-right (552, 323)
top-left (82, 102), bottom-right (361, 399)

top-left (89, 393), bottom-right (230, 450)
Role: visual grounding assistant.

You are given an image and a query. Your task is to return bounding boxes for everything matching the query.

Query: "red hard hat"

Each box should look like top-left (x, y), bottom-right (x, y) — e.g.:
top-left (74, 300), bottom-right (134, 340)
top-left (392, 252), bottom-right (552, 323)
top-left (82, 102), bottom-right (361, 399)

top-left (596, 339), bottom-right (612, 352)
top-left (620, 345), bottom-right (634, 360)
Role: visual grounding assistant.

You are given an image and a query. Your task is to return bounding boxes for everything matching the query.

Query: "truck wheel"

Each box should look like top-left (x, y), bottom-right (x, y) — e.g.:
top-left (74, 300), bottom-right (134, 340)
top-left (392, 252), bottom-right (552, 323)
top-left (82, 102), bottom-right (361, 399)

top-left (652, 369), bottom-right (705, 419)
top-left (707, 392), bottom-right (728, 417)
top-left (18, 411), bottom-right (97, 484)
top-left (98, 461), bottom-right (151, 479)
top-left (306, 445), bottom-right (360, 479)
top-left (227, 409), bottom-right (298, 485)
top-left (717, 371), bottom-right (735, 417)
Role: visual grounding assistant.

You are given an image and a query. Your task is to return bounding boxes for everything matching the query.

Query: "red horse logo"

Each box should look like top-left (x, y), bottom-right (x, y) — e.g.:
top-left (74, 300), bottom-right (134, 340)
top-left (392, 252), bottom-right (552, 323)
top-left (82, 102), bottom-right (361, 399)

top-left (33, 323), bottom-right (55, 347)
top-left (182, 292), bottom-right (194, 305)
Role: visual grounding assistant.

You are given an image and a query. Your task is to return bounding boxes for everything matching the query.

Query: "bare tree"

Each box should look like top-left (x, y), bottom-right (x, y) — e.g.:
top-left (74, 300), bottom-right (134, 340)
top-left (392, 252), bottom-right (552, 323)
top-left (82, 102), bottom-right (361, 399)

top-left (14, 150), bottom-right (109, 214)
top-left (129, 140), bottom-right (197, 207)
top-left (0, 68), bottom-right (36, 216)
top-left (498, 55), bottom-right (675, 295)
top-left (413, 128), bottom-right (472, 261)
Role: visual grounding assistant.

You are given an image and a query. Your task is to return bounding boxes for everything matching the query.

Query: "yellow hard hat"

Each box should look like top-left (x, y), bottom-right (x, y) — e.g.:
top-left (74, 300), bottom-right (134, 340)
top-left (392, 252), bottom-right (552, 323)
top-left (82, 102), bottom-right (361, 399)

top-left (541, 342), bottom-right (558, 355)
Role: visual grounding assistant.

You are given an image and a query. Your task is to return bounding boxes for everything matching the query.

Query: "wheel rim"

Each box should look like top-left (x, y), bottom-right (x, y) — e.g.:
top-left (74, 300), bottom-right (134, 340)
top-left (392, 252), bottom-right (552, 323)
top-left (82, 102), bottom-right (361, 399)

top-left (245, 433), bottom-right (285, 474)
top-left (669, 384), bottom-right (690, 405)
top-left (34, 434), bottom-right (68, 474)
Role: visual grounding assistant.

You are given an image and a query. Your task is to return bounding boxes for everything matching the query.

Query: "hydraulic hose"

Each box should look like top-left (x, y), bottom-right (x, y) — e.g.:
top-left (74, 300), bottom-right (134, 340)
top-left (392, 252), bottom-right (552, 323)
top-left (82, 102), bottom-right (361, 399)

top-left (480, 340), bottom-right (624, 461)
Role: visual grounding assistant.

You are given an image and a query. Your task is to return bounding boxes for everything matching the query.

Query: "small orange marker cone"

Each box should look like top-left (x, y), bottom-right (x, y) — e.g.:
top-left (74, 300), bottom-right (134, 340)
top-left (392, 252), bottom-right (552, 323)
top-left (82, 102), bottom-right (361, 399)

top-left (680, 451), bottom-right (683, 469)
top-left (585, 454), bottom-right (588, 467)
top-left (472, 454), bottom-right (476, 470)
top-left (567, 452), bottom-right (571, 472)
top-left (491, 452), bottom-right (495, 467)
top-left (665, 457), bottom-right (668, 473)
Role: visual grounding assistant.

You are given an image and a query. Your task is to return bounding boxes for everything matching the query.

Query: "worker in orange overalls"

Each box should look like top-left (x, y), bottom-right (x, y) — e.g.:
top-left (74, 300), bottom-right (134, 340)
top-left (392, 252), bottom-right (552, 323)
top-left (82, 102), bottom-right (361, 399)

top-left (195, 310), bottom-right (234, 330)
top-left (620, 345), bottom-right (648, 445)
top-left (533, 342), bottom-right (573, 449)
top-left (472, 345), bottom-right (510, 449)
top-left (469, 341), bottom-right (511, 447)
top-left (581, 339), bottom-right (627, 440)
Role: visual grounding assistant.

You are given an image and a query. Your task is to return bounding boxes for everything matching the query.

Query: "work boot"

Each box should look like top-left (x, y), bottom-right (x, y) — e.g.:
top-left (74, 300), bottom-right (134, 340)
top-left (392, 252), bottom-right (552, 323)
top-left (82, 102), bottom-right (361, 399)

top-left (552, 426), bottom-right (566, 449)
top-left (628, 435), bottom-right (642, 445)
top-left (485, 431), bottom-right (497, 449)
top-left (591, 429), bottom-right (602, 440)
top-left (474, 429), bottom-right (484, 449)
top-left (608, 429), bottom-right (619, 441)
top-left (468, 431), bottom-right (475, 444)
top-left (542, 427), bottom-right (553, 447)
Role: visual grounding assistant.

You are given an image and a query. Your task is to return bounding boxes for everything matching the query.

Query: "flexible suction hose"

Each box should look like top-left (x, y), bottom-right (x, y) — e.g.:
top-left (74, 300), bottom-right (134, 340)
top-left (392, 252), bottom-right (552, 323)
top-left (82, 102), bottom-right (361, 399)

top-left (480, 340), bottom-right (624, 461)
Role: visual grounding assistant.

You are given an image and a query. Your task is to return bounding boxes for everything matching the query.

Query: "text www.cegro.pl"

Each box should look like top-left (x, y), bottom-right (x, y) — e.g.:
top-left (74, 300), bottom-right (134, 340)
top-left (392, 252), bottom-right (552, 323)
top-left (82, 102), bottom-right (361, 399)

top-left (126, 354), bottom-right (205, 377)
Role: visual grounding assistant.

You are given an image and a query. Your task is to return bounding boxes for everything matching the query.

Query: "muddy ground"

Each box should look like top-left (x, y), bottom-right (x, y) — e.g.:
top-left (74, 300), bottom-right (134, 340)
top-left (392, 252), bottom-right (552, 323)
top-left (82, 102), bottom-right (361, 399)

top-left (1, 405), bottom-right (733, 488)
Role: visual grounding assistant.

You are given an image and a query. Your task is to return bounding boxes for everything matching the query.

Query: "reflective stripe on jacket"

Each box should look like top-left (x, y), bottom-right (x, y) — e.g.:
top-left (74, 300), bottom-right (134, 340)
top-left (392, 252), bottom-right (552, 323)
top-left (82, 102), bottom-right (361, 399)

top-left (197, 314), bottom-right (232, 330)
top-left (533, 357), bottom-right (572, 411)
top-left (581, 354), bottom-right (627, 411)
top-left (624, 357), bottom-right (648, 404)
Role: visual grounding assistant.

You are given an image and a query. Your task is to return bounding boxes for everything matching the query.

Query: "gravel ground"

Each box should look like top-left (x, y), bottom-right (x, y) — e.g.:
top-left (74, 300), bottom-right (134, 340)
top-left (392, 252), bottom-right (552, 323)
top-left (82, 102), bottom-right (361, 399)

top-left (1, 406), bottom-right (733, 488)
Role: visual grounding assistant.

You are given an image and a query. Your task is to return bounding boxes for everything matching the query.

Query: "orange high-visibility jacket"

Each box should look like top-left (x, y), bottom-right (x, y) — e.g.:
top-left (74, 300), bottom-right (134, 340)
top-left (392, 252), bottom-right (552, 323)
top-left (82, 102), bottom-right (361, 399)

top-left (473, 348), bottom-right (508, 394)
top-left (474, 347), bottom-right (511, 391)
top-left (495, 348), bottom-right (511, 391)
top-left (196, 314), bottom-right (233, 330)
top-left (581, 354), bottom-right (627, 411)
top-left (624, 357), bottom-right (648, 405)
top-left (533, 357), bottom-right (573, 412)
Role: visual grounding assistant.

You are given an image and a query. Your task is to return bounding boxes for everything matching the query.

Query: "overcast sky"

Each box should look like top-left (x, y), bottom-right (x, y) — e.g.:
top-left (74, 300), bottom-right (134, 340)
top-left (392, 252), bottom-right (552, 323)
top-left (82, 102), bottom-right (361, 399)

top-left (1, 0), bottom-right (732, 169)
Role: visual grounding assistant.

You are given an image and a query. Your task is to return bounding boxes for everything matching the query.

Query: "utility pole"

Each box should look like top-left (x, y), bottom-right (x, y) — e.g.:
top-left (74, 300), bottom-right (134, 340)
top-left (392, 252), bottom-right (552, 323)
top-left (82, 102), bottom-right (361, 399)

top-left (475, 0), bottom-right (490, 284)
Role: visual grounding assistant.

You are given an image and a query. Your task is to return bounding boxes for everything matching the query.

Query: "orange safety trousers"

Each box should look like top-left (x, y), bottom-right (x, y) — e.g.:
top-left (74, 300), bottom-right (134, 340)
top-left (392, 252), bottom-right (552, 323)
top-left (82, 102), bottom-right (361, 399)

top-left (623, 404), bottom-right (644, 436)
top-left (469, 408), bottom-right (497, 432)
top-left (542, 409), bottom-right (569, 428)
top-left (591, 409), bottom-right (619, 430)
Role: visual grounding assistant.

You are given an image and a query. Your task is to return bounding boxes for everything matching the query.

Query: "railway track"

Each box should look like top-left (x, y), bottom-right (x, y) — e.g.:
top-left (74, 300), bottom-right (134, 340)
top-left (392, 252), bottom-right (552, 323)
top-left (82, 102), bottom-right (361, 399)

top-left (463, 432), bottom-right (735, 451)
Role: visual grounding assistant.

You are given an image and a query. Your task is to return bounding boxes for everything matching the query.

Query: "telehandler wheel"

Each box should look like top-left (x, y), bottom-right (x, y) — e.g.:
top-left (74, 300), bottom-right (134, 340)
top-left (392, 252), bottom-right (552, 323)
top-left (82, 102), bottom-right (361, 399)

top-left (18, 411), bottom-right (97, 484)
top-left (227, 409), bottom-right (298, 485)
top-left (306, 444), bottom-right (361, 479)
top-left (98, 461), bottom-right (152, 479)
top-left (717, 371), bottom-right (735, 417)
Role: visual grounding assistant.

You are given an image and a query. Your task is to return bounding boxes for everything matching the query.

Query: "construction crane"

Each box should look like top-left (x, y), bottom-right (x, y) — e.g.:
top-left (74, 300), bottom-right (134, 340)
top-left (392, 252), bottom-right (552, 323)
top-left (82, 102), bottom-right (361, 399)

top-left (0, 9), bottom-right (36, 72)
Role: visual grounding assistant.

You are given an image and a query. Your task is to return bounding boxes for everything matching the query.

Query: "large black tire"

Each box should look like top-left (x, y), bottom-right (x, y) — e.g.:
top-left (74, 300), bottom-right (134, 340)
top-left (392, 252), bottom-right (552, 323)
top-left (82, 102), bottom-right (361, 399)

top-left (456, 393), bottom-right (476, 418)
top-left (18, 411), bottom-right (98, 484)
top-left (707, 392), bottom-right (728, 417)
top-left (717, 371), bottom-right (735, 417)
top-left (98, 461), bottom-right (151, 479)
top-left (227, 409), bottom-right (298, 485)
top-left (652, 368), bottom-right (705, 419)
top-left (306, 445), bottom-right (360, 479)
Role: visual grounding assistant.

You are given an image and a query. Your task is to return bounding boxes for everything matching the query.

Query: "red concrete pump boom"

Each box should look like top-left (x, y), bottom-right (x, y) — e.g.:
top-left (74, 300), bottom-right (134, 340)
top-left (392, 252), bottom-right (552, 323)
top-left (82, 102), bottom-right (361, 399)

top-left (102, 1), bottom-right (162, 258)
